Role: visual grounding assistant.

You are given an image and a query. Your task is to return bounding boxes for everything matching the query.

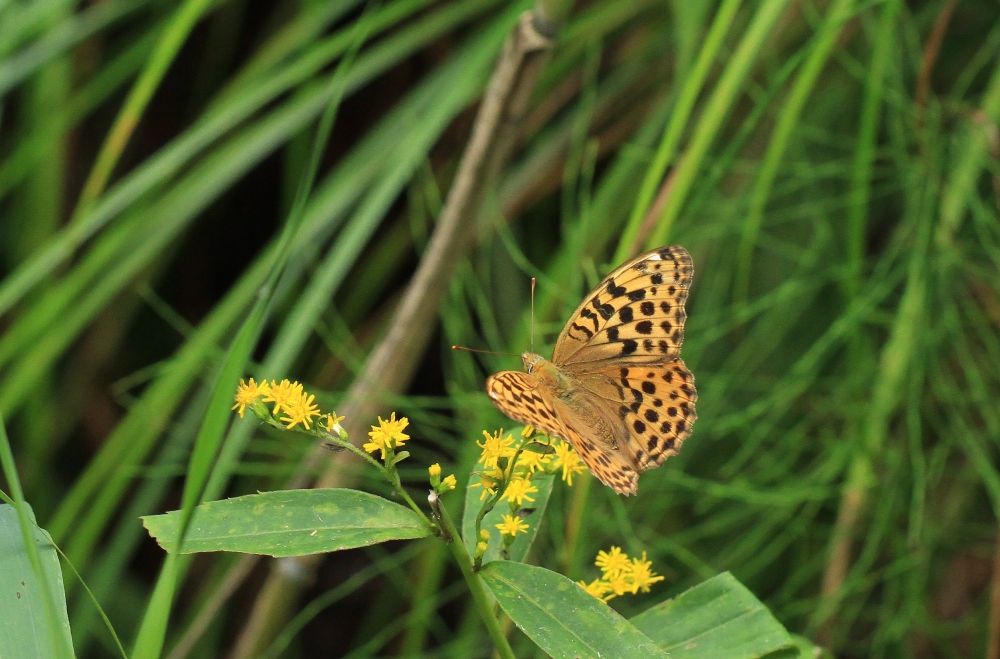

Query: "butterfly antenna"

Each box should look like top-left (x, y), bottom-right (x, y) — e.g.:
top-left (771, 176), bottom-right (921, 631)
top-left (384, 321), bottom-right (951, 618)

top-left (530, 277), bottom-right (536, 352)
top-left (451, 346), bottom-right (519, 357)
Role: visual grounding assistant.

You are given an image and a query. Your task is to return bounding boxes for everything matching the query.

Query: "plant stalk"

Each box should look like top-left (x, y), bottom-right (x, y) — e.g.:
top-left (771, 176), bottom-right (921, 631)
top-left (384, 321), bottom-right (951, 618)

top-left (430, 491), bottom-right (516, 659)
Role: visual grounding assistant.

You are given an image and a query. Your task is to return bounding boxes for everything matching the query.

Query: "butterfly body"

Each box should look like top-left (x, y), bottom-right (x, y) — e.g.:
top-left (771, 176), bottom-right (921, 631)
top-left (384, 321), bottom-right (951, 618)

top-left (486, 246), bottom-right (697, 495)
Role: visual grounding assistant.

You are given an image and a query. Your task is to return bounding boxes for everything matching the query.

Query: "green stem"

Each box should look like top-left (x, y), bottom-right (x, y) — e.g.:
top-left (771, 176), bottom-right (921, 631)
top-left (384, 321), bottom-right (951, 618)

top-left (561, 470), bottom-right (592, 576)
top-left (430, 492), bottom-right (516, 659)
top-left (472, 443), bottom-right (525, 559)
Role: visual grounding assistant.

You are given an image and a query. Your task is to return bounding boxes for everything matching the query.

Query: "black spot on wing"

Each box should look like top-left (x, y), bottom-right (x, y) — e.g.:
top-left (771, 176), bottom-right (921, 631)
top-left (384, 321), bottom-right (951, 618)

top-left (580, 308), bottom-right (599, 331)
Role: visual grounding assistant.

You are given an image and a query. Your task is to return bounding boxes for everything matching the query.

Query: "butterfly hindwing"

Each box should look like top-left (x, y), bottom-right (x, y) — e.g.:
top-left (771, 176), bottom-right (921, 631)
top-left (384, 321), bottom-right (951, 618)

top-left (578, 359), bottom-right (697, 473)
top-left (554, 245), bottom-right (693, 366)
top-left (486, 370), bottom-right (640, 494)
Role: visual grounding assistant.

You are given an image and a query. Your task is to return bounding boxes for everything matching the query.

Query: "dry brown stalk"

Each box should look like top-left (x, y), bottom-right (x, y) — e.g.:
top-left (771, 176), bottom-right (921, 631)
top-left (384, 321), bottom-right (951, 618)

top-left (989, 531), bottom-right (1000, 659)
top-left (915, 0), bottom-right (959, 122)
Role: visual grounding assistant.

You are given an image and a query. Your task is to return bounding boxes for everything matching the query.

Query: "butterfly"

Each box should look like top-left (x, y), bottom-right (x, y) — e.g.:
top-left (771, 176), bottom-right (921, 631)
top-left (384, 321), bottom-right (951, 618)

top-left (486, 245), bottom-right (696, 495)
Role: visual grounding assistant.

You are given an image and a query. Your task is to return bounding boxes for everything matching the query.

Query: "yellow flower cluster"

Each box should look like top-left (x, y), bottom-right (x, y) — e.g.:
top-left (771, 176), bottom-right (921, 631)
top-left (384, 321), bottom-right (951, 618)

top-left (232, 378), bottom-right (268, 417)
top-left (469, 426), bottom-right (590, 545)
top-left (428, 463), bottom-right (457, 493)
top-left (496, 514), bottom-right (529, 536)
top-left (477, 429), bottom-right (516, 469)
top-left (363, 412), bottom-right (410, 459)
top-left (470, 428), bottom-right (586, 500)
top-left (233, 378), bottom-right (322, 430)
top-left (577, 546), bottom-right (665, 601)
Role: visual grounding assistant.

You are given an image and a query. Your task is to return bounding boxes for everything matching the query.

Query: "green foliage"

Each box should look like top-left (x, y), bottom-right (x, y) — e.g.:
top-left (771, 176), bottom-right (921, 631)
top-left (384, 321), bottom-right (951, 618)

top-left (480, 559), bottom-right (667, 659)
top-left (2, 0), bottom-right (1000, 656)
top-left (142, 489), bottom-right (431, 556)
top-left (630, 572), bottom-right (793, 658)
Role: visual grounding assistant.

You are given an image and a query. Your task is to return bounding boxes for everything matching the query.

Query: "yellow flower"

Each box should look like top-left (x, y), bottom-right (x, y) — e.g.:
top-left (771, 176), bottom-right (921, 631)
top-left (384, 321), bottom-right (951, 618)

top-left (478, 429), bottom-right (516, 469)
top-left (577, 578), bottom-right (613, 600)
top-left (520, 425), bottom-right (535, 438)
top-left (439, 474), bottom-right (457, 491)
top-left (469, 467), bottom-right (504, 500)
top-left (495, 514), bottom-right (529, 537)
top-left (232, 378), bottom-right (269, 418)
top-left (595, 546), bottom-right (629, 580)
top-left (279, 390), bottom-right (321, 430)
top-left (515, 449), bottom-right (551, 474)
top-left (479, 529), bottom-right (491, 542)
top-left (606, 574), bottom-right (631, 598)
top-left (262, 379), bottom-right (302, 416)
top-left (503, 476), bottom-right (538, 506)
top-left (578, 547), bottom-right (665, 601)
top-left (429, 463), bottom-right (442, 478)
top-left (552, 441), bottom-right (587, 485)
top-left (323, 412), bottom-right (345, 433)
top-left (363, 412), bottom-right (410, 459)
top-left (624, 552), bottom-right (665, 594)
top-left (476, 541), bottom-right (489, 556)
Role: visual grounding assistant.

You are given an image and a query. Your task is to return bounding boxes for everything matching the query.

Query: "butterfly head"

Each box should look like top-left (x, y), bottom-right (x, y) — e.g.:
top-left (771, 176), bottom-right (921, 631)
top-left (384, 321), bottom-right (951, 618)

top-left (521, 352), bottom-right (545, 374)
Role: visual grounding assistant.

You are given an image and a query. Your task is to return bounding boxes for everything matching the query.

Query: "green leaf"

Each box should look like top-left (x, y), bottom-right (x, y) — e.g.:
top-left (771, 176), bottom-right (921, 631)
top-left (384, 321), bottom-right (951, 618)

top-left (142, 489), bottom-right (430, 557)
top-left (462, 472), bottom-right (554, 564)
top-left (629, 572), bottom-right (794, 659)
top-left (0, 504), bottom-right (74, 659)
top-left (479, 560), bottom-right (666, 659)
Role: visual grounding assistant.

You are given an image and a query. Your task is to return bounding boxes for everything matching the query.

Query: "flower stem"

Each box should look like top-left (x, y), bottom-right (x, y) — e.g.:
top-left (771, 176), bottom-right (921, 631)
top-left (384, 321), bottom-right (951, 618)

top-left (429, 491), bottom-right (515, 659)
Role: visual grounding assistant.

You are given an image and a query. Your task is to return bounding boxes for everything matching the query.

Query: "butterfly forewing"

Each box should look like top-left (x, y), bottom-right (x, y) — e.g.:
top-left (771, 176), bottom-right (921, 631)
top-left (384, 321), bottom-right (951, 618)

top-left (485, 371), bottom-right (565, 439)
top-left (554, 245), bottom-right (693, 366)
top-left (487, 371), bottom-right (641, 494)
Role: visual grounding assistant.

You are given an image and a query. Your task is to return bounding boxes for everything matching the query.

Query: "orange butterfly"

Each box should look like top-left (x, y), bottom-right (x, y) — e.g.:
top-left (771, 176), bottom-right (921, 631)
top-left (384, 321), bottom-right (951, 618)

top-left (487, 246), bottom-right (697, 495)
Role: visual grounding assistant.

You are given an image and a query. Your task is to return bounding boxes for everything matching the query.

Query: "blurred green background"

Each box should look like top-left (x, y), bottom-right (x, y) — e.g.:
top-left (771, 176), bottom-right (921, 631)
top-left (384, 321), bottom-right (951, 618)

top-left (1, 0), bottom-right (999, 657)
